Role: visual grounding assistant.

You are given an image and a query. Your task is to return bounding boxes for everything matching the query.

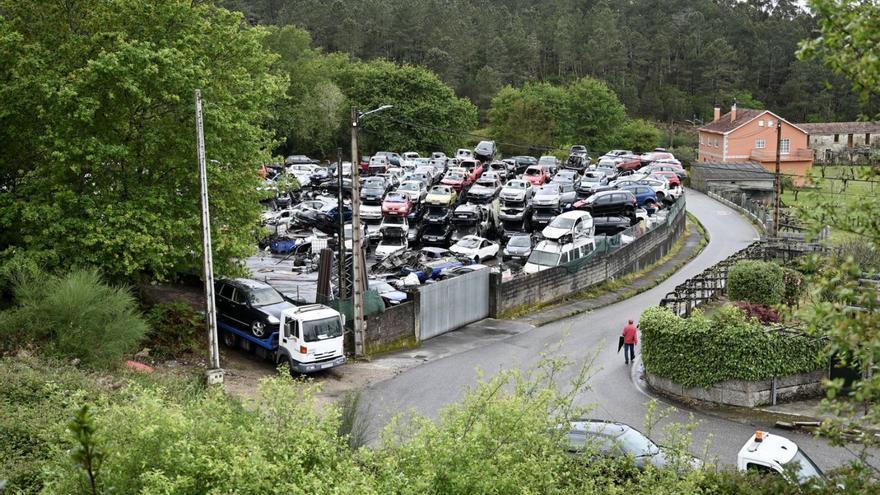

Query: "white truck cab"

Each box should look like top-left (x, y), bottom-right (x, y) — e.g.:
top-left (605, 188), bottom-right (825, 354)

top-left (737, 431), bottom-right (824, 484)
top-left (278, 304), bottom-right (347, 374)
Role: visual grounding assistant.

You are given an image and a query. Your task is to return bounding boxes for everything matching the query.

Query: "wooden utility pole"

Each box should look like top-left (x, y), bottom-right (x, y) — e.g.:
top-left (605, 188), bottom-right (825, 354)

top-left (773, 120), bottom-right (782, 238)
top-left (195, 90), bottom-right (222, 383)
top-left (350, 107), bottom-right (366, 357)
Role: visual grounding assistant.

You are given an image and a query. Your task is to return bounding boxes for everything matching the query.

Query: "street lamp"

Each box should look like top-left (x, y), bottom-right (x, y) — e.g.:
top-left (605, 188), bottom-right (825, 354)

top-left (350, 104), bottom-right (393, 357)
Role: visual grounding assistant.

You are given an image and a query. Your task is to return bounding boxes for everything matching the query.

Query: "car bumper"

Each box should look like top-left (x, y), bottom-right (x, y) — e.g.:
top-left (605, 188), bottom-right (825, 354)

top-left (292, 355), bottom-right (347, 373)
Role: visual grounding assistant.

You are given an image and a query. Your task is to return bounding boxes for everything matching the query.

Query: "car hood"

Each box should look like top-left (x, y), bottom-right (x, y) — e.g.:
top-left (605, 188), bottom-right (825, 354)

top-left (380, 290), bottom-right (408, 303)
top-left (541, 226), bottom-right (569, 240)
top-left (500, 189), bottom-right (527, 200)
top-left (504, 246), bottom-right (531, 255)
top-left (254, 300), bottom-right (296, 320)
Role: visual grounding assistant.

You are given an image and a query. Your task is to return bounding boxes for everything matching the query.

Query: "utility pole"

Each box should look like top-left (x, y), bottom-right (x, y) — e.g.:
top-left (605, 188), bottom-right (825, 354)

top-left (336, 148), bottom-right (346, 300)
top-left (773, 120), bottom-right (782, 238)
top-left (350, 107), bottom-right (366, 357)
top-left (195, 90), bottom-right (223, 384)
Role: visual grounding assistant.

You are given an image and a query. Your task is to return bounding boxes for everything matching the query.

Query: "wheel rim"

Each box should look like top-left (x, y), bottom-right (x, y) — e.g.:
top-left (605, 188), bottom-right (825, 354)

top-left (223, 332), bottom-right (235, 347)
top-left (251, 321), bottom-right (266, 338)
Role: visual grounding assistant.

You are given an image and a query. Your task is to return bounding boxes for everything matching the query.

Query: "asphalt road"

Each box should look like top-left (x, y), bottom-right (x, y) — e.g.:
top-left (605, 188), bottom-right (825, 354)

top-left (361, 189), bottom-right (865, 470)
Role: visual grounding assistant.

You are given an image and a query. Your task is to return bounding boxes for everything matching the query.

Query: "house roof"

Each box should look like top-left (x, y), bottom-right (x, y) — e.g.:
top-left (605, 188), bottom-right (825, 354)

top-left (691, 161), bottom-right (775, 182)
top-left (797, 121), bottom-right (880, 135)
top-left (700, 108), bottom-right (807, 135)
top-left (700, 108), bottom-right (764, 134)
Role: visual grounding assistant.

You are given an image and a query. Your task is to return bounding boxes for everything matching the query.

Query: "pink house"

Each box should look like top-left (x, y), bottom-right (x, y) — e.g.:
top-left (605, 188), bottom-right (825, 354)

top-left (698, 104), bottom-right (813, 184)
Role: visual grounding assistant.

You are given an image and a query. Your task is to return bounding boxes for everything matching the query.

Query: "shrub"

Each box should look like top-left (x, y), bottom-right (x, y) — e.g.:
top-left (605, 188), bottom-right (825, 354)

top-left (782, 267), bottom-right (806, 306)
top-left (734, 301), bottom-right (780, 324)
top-left (727, 260), bottom-right (784, 306)
top-left (640, 306), bottom-right (825, 388)
top-left (0, 269), bottom-right (148, 369)
top-left (144, 302), bottom-right (205, 359)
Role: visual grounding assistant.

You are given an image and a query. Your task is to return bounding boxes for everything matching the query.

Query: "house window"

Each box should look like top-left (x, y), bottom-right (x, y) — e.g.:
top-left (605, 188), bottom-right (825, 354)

top-left (867, 133), bottom-right (871, 145)
top-left (699, 135), bottom-right (704, 145)
top-left (834, 134), bottom-right (839, 143)
top-left (781, 138), bottom-right (790, 154)
top-left (756, 139), bottom-right (765, 149)
top-left (758, 120), bottom-right (764, 127)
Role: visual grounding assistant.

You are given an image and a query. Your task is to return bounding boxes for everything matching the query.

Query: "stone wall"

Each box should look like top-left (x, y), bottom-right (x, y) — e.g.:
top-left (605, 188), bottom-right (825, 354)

top-left (646, 370), bottom-right (826, 408)
top-left (491, 208), bottom-right (686, 316)
top-left (364, 299), bottom-right (418, 354)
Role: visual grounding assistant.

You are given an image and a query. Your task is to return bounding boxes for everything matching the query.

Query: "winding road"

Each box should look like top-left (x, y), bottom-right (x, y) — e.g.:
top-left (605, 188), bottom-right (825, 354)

top-left (362, 189), bottom-right (861, 470)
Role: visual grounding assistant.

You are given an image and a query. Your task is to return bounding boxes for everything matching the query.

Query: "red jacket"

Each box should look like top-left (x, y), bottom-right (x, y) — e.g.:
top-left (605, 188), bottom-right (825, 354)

top-left (622, 323), bottom-right (638, 345)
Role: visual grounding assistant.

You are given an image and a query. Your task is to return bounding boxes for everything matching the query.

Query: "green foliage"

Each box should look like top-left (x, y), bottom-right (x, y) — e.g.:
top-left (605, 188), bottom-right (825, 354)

top-left (489, 78), bottom-right (654, 154)
top-left (68, 405), bottom-right (104, 495)
top-left (782, 267), bottom-right (806, 307)
top-left (727, 260), bottom-right (784, 306)
top-left (640, 306), bottom-right (825, 388)
top-left (799, 0), bottom-right (880, 105)
top-left (0, 0), bottom-right (286, 281)
top-left (0, 269), bottom-right (148, 369)
top-left (144, 302), bottom-right (205, 360)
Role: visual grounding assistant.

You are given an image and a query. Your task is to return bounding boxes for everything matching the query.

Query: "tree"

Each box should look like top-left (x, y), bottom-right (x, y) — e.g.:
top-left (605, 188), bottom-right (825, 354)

top-left (0, 0), bottom-right (286, 281)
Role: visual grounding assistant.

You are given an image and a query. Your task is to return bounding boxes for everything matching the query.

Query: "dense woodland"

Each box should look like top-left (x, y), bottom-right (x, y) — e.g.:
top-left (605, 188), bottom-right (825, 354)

top-left (226, 0), bottom-right (877, 124)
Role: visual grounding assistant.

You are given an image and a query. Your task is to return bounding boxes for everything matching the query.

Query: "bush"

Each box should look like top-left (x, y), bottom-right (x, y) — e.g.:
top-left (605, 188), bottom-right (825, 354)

top-left (727, 260), bottom-right (784, 306)
top-left (734, 301), bottom-right (780, 324)
top-left (144, 302), bottom-right (205, 360)
top-left (0, 269), bottom-right (148, 369)
top-left (782, 267), bottom-right (806, 306)
top-left (640, 306), bottom-right (825, 388)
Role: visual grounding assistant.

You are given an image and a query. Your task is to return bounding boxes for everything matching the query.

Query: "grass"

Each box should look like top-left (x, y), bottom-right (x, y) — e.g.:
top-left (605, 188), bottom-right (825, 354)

top-left (498, 214), bottom-right (708, 323)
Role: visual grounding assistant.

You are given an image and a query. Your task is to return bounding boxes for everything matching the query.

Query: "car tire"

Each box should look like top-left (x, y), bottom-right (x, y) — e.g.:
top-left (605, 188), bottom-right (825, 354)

top-left (251, 320), bottom-right (267, 339)
top-left (473, 256), bottom-right (480, 264)
top-left (222, 331), bottom-right (237, 348)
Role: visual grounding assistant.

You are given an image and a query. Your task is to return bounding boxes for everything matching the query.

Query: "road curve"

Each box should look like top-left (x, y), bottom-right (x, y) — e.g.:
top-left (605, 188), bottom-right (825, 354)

top-left (362, 189), bottom-right (857, 469)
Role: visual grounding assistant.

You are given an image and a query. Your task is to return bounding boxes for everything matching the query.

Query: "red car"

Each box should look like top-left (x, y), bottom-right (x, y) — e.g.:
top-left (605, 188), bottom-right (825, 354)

top-left (459, 159), bottom-right (484, 182)
top-left (649, 170), bottom-right (682, 188)
top-left (359, 155), bottom-right (371, 173)
top-left (440, 169), bottom-right (472, 192)
top-left (523, 165), bottom-right (547, 186)
top-left (381, 192), bottom-right (413, 217)
top-left (616, 154), bottom-right (642, 172)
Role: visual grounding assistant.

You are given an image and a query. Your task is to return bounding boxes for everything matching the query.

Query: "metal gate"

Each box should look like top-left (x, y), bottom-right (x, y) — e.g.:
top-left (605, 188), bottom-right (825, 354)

top-left (419, 269), bottom-right (489, 340)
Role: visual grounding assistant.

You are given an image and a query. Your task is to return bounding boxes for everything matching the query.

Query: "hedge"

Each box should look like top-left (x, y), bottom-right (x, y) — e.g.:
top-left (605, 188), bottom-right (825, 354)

top-left (727, 260), bottom-right (784, 306)
top-left (640, 306), bottom-right (825, 388)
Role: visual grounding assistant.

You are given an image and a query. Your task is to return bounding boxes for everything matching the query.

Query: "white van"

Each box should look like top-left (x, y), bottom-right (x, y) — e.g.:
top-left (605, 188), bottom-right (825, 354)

top-left (523, 236), bottom-right (596, 274)
top-left (542, 210), bottom-right (593, 240)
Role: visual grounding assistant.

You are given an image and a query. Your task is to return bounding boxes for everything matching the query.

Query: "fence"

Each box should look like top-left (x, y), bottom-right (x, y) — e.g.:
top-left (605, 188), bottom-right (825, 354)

top-left (419, 268), bottom-right (490, 340)
top-left (707, 188), bottom-right (828, 241)
top-left (491, 197), bottom-right (687, 315)
top-left (659, 239), bottom-right (825, 317)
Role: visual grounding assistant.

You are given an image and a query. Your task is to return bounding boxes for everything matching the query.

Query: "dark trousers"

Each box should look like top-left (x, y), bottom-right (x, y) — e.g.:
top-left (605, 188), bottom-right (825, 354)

top-left (624, 343), bottom-right (635, 363)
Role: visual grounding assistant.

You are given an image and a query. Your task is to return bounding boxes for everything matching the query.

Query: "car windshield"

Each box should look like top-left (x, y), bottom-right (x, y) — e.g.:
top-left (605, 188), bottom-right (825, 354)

top-left (539, 157), bottom-right (555, 165)
top-left (528, 250), bottom-right (560, 267)
top-left (249, 287), bottom-right (284, 307)
top-left (385, 195), bottom-right (406, 203)
top-left (537, 187), bottom-right (559, 197)
top-left (508, 236), bottom-right (531, 248)
top-left (399, 182), bottom-right (419, 191)
top-left (617, 428), bottom-right (660, 457)
top-left (302, 316), bottom-right (343, 343)
top-left (786, 449), bottom-right (823, 482)
top-left (446, 172), bottom-right (464, 180)
top-left (457, 237), bottom-right (481, 248)
top-left (525, 168), bottom-right (540, 176)
top-left (364, 178), bottom-right (384, 186)
top-left (476, 180), bottom-right (494, 187)
top-left (582, 175), bottom-right (601, 183)
top-left (430, 187), bottom-right (450, 194)
top-left (548, 216), bottom-right (576, 229)
top-left (507, 181), bottom-right (527, 189)
top-left (503, 200), bottom-right (526, 208)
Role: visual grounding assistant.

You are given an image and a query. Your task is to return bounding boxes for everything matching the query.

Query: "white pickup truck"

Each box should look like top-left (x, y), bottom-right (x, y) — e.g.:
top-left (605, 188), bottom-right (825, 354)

top-left (737, 431), bottom-right (824, 484)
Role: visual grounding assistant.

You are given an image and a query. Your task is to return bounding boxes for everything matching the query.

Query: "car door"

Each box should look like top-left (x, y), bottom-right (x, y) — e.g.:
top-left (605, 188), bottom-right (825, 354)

top-left (215, 282), bottom-right (234, 323)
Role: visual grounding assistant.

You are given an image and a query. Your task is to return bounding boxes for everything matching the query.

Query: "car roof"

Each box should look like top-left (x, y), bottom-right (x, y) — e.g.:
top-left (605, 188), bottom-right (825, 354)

top-left (227, 278), bottom-right (274, 290)
top-left (556, 210), bottom-right (591, 220)
top-left (739, 432), bottom-right (798, 465)
top-left (568, 419), bottom-right (629, 438)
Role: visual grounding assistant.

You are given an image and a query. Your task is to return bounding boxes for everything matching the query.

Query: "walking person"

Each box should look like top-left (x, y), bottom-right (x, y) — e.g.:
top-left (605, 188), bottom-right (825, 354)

top-left (622, 319), bottom-right (638, 365)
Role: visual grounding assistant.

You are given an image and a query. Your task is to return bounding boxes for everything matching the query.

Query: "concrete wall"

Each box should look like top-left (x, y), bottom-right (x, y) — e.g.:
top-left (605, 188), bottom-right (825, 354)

top-left (810, 133), bottom-right (878, 162)
top-left (491, 209), bottom-right (686, 316)
top-left (646, 370), bottom-right (826, 408)
top-left (364, 300), bottom-right (418, 354)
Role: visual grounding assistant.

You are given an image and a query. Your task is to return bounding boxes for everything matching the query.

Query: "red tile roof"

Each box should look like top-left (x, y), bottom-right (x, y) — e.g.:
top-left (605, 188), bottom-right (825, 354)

top-left (699, 108), bottom-right (764, 134)
top-left (797, 122), bottom-right (880, 135)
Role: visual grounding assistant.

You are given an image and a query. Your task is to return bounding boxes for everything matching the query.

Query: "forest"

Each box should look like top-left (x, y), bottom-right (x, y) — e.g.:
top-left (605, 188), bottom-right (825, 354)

top-left (224, 0), bottom-right (879, 124)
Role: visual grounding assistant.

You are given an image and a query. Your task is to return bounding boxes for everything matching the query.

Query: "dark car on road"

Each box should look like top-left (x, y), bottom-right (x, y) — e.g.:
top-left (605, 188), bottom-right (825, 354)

top-left (574, 190), bottom-right (637, 218)
top-left (215, 278), bottom-right (295, 339)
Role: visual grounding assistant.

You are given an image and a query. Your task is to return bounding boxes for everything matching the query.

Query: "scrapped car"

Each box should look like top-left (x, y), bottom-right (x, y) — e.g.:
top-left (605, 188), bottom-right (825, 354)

top-left (375, 237), bottom-right (408, 259)
top-left (428, 158), bottom-right (448, 176)
top-left (360, 176), bottom-right (389, 204)
top-left (423, 205), bottom-right (452, 224)
top-left (284, 155), bottom-right (319, 166)
top-left (499, 198), bottom-right (532, 224)
top-left (440, 169), bottom-right (471, 192)
top-left (532, 184), bottom-right (562, 209)
top-left (500, 179), bottom-right (534, 202)
top-left (564, 154), bottom-right (590, 173)
top-left (553, 169), bottom-right (579, 184)
top-left (374, 151), bottom-right (403, 168)
top-left (644, 164), bottom-right (687, 181)
top-left (359, 203), bottom-right (383, 221)
top-left (565, 420), bottom-right (701, 471)
top-left (574, 190), bottom-right (637, 218)
top-left (381, 192), bottom-right (413, 217)
top-left (542, 210), bottom-right (593, 241)
top-left (474, 140), bottom-right (497, 163)
top-left (456, 148), bottom-right (474, 159)
top-left (425, 185), bottom-right (457, 207)
top-left (396, 180), bottom-right (428, 203)
top-left (487, 161), bottom-right (510, 182)
top-left (523, 236), bottom-right (596, 274)
top-left (368, 155), bottom-right (390, 175)
top-left (502, 233), bottom-right (534, 263)
top-left (523, 165), bottom-right (548, 186)
top-left (287, 163), bottom-right (320, 186)
top-left (450, 235), bottom-right (499, 262)
top-left (595, 161), bottom-right (619, 179)
top-left (538, 155), bottom-right (560, 175)
top-left (511, 155), bottom-right (539, 174)
top-left (620, 185), bottom-right (658, 208)
top-left (215, 278), bottom-right (295, 338)
top-left (369, 279), bottom-right (408, 306)
top-left (639, 151), bottom-right (675, 167)
top-left (592, 215), bottom-right (632, 236)
top-left (468, 176), bottom-right (502, 202)
top-left (648, 170), bottom-right (682, 188)
top-left (459, 159), bottom-right (484, 182)
top-left (420, 223), bottom-right (454, 247)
